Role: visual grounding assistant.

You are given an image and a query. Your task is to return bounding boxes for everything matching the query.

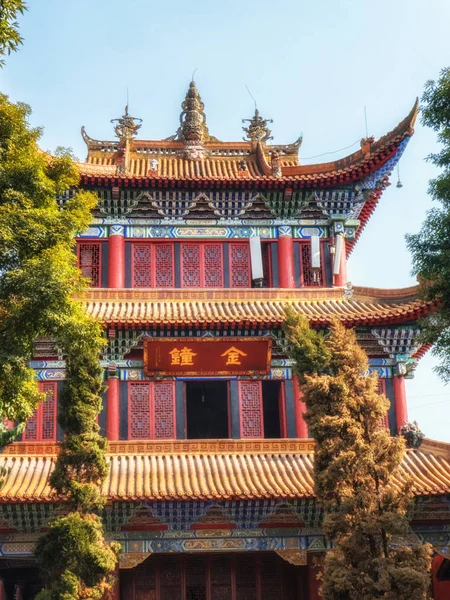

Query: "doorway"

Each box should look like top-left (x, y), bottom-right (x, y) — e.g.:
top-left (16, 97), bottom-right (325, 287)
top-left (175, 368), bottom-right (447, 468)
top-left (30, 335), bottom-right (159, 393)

top-left (185, 381), bottom-right (229, 439)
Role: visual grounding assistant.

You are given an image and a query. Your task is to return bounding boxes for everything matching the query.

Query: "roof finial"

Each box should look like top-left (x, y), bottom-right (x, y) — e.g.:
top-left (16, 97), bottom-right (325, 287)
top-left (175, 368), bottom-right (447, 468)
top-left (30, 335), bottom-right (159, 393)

top-left (242, 107), bottom-right (273, 143)
top-left (176, 80), bottom-right (212, 144)
top-left (111, 105), bottom-right (142, 141)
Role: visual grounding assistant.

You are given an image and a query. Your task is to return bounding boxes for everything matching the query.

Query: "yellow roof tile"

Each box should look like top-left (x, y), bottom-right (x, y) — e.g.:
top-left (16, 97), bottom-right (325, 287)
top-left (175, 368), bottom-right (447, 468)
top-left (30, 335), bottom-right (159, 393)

top-left (80, 286), bottom-right (432, 328)
top-left (1, 438), bottom-right (449, 503)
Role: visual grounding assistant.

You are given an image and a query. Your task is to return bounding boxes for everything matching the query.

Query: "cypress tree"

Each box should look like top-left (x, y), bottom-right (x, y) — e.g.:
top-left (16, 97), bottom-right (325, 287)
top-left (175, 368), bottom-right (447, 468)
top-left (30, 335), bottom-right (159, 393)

top-left (284, 309), bottom-right (432, 600)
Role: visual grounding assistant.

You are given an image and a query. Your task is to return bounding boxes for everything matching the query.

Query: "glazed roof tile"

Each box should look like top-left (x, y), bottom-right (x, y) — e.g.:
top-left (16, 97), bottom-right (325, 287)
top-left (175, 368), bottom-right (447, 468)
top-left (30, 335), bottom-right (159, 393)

top-left (78, 101), bottom-right (418, 189)
top-left (1, 438), bottom-right (449, 503)
top-left (81, 285), bottom-right (432, 328)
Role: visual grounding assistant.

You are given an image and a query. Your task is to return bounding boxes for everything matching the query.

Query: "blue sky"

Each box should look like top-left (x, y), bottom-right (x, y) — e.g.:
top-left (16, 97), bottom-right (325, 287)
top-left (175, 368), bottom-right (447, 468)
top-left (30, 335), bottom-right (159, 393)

top-left (2, 0), bottom-right (450, 440)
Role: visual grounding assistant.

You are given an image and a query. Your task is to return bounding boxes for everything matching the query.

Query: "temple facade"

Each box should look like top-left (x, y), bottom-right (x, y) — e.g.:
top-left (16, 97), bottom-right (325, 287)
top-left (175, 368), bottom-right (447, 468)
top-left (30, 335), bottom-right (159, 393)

top-left (1, 83), bottom-right (450, 599)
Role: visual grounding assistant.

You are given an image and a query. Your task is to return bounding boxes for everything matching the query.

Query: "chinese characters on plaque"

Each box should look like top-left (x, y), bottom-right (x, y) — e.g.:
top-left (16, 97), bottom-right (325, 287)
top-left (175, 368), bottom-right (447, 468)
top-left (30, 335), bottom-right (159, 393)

top-left (144, 338), bottom-right (271, 376)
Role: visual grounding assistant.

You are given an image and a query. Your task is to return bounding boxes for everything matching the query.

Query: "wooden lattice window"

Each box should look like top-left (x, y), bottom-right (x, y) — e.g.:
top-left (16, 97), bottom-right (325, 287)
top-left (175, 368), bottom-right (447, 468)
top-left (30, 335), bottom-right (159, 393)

top-left (239, 381), bottom-right (263, 438)
top-left (24, 382), bottom-right (57, 441)
top-left (298, 241), bottom-right (324, 287)
top-left (236, 555), bottom-right (257, 600)
top-left (132, 243), bottom-right (174, 288)
top-left (129, 383), bottom-right (151, 439)
top-left (153, 382), bottom-right (176, 439)
top-left (131, 553), bottom-right (296, 600)
top-left (160, 557), bottom-right (182, 600)
top-left (77, 242), bottom-right (101, 287)
top-left (229, 242), bottom-right (251, 288)
top-left (211, 555), bottom-right (232, 599)
top-left (181, 243), bottom-right (224, 288)
top-left (128, 382), bottom-right (176, 440)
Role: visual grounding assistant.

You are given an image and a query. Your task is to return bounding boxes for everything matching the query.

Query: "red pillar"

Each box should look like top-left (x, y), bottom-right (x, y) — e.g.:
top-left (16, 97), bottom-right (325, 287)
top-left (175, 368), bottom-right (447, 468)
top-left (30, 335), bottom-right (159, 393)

top-left (0, 580), bottom-right (5, 600)
top-left (293, 377), bottom-right (308, 438)
top-left (108, 226), bottom-right (125, 288)
top-left (432, 555), bottom-right (450, 600)
top-left (111, 564), bottom-right (120, 600)
top-left (394, 375), bottom-right (408, 431)
top-left (333, 236), bottom-right (347, 287)
top-left (278, 227), bottom-right (295, 288)
top-left (307, 554), bottom-right (323, 600)
top-left (106, 376), bottom-right (120, 441)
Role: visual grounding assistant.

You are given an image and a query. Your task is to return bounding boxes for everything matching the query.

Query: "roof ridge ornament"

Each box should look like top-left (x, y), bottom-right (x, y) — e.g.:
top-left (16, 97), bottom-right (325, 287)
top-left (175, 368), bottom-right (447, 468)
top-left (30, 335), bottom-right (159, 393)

top-left (176, 81), bottom-right (216, 145)
top-left (111, 105), bottom-right (143, 141)
top-left (242, 108), bottom-right (273, 143)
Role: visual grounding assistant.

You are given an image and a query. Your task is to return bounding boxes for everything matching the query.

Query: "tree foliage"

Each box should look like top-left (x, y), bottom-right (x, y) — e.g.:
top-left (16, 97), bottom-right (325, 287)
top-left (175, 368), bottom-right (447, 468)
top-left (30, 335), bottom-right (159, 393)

top-left (0, 93), bottom-right (119, 598)
top-left (0, 0), bottom-right (26, 65)
top-left (284, 309), bottom-right (432, 600)
top-left (0, 95), bottom-right (96, 435)
top-left (406, 67), bottom-right (450, 381)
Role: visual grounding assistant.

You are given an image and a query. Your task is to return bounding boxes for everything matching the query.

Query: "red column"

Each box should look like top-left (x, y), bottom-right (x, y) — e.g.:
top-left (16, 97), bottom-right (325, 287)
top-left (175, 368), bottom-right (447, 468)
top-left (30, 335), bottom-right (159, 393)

top-left (278, 227), bottom-right (295, 288)
top-left (0, 580), bottom-right (5, 600)
top-left (307, 554), bottom-right (323, 600)
top-left (432, 555), bottom-right (450, 600)
top-left (111, 564), bottom-right (120, 600)
top-left (106, 376), bottom-right (120, 441)
top-left (293, 377), bottom-right (308, 438)
top-left (333, 236), bottom-right (347, 287)
top-left (108, 226), bottom-right (125, 288)
top-left (394, 375), bottom-right (408, 431)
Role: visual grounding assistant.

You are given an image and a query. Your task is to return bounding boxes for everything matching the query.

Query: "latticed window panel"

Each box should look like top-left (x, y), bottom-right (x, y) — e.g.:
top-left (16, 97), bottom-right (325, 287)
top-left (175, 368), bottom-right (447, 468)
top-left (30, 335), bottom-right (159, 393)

top-left (129, 383), bottom-right (151, 439)
top-left (135, 561), bottom-right (156, 600)
top-left (24, 382), bottom-right (57, 441)
top-left (154, 244), bottom-right (174, 288)
top-left (235, 555), bottom-right (257, 600)
top-left (133, 244), bottom-right (152, 288)
top-left (153, 382), bottom-right (176, 439)
top-left (211, 555), bottom-right (232, 600)
top-left (260, 554), bottom-right (281, 600)
top-left (299, 242), bottom-right (323, 287)
top-left (77, 242), bottom-right (101, 287)
top-left (185, 555), bottom-right (207, 600)
top-left (230, 243), bottom-right (250, 288)
top-left (160, 558), bottom-right (182, 600)
top-left (181, 244), bottom-right (201, 287)
top-left (204, 244), bottom-right (223, 288)
top-left (24, 411), bottom-right (38, 441)
top-left (133, 243), bottom-right (174, 288)
top-left (239, 381), bottom-right (263, 438)
top-left (41, 383), bottom-right (56, 441)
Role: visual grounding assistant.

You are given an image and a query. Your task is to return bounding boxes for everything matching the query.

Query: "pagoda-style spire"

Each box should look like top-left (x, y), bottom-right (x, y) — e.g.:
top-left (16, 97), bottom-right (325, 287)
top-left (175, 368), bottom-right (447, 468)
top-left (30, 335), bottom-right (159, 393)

top-left (111, 106), bottom-right (143, 141)
top-left (177, 81), bottom-right (211, 144)
top-left (242, 108), bottom-right (273, 143)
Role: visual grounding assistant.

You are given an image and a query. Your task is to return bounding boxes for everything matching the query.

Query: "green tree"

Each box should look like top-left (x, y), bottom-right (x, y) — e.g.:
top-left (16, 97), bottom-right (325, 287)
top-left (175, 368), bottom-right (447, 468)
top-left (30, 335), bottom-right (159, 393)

top-left (406, 67), bottom-right (450, 381)
top-left (284, 310), bottom-right (432, 600)
top-left (0, 0), bottom-right (27, 65)
top-left (0, 6), bottom-right (118, 597)
top-left (0, 94), bottom-right (119, 598)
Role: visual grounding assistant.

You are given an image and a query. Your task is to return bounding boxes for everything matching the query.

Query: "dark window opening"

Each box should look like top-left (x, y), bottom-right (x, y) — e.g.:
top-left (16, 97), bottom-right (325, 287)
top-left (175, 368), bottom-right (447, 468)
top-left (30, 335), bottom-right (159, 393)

top-left (186, 381), bottom-right (229, 439)
top-left (261, 242), bottom-right (272, 287)
top-left (262, 381), bottom-right (282, 438)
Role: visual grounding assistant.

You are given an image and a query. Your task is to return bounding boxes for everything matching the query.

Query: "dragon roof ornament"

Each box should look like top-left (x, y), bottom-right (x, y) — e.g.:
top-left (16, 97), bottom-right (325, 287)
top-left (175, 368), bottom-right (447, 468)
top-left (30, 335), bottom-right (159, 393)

top-left (242, 108), bottom-right (273, 143)
top-left (111, 105), bottom-right (143, 141)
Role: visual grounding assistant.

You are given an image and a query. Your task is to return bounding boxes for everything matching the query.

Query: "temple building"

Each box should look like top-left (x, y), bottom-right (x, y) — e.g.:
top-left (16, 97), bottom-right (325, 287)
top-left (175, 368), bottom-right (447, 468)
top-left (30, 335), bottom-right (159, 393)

top-left (1, 82), bottom-right (450, 599)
